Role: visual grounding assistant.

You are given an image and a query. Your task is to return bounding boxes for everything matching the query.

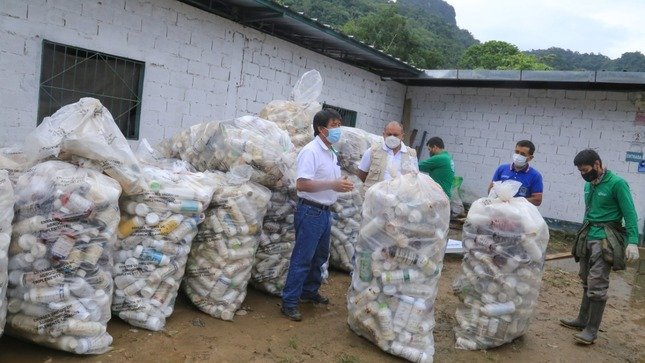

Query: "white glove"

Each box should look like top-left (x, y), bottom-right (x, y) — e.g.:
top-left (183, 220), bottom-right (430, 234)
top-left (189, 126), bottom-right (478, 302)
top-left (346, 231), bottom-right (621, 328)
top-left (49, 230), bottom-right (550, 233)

top-left (625, 244), bottom-right (640, 263)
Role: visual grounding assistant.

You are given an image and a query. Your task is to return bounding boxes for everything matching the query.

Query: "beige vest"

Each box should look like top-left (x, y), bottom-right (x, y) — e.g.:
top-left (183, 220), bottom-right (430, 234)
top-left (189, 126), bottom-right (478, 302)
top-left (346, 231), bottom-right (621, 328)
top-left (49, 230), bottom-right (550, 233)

top-left (362, 144), bottom-right (417, 195)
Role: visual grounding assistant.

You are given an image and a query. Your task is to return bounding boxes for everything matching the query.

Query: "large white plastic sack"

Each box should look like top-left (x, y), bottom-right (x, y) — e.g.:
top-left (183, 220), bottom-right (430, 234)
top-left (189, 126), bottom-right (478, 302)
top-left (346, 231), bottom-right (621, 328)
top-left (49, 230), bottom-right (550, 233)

top-left (335, 127), bottom-right (382, 175)
top-left (184, 166), bottom-right (271, 320)
top-left (158, 116), bottom-right (296, 189)
top-left (6, 161), bottom-right (121, 354)
top-left (0, 170), bottom-right (15, 337)
top-left (23, 98), bottom-right (146, 195)
top-left (347, 172), bottom-right (450, 363)
top-left (259, 70), bottom-right (322, 150)
top-left (453, 180), bottom-right (549, 350)
top-left (112, 148), bottom-right (218, 331)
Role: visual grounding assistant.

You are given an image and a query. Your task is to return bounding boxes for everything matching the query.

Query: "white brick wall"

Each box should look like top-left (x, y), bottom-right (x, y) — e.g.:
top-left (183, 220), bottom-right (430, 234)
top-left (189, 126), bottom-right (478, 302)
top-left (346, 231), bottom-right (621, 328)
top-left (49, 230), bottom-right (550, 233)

top-left (409, 87), bottom-right (645, 232)
top-left (0, 0), bottom-right (404, 146)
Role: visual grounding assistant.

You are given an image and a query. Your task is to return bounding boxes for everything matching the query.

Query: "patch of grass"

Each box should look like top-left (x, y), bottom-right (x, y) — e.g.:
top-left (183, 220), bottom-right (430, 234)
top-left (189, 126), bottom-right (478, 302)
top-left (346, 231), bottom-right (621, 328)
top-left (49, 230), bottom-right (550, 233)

top-left (288, 338), bottom-right (298, 350)
top-left (337, 353), bottom-right (360, 363)
top-left (547, 229), bottom-right (576, 254)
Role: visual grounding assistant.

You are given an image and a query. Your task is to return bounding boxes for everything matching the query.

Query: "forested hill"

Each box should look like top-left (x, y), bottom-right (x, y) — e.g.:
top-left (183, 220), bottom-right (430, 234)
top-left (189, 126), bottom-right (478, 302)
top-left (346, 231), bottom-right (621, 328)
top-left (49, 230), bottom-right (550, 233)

top-left (276, 0), bottom-right (478, 69)
top-left (525, 48), bottom-right (645, 72)
top-left (275, 0), bottom-right (645, 71)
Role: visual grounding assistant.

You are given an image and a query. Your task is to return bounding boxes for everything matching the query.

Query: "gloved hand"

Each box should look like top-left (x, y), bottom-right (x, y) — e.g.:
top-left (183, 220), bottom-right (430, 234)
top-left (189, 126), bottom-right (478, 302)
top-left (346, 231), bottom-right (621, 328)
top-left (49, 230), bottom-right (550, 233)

top-left (625, 244), bottom-right (640, 263)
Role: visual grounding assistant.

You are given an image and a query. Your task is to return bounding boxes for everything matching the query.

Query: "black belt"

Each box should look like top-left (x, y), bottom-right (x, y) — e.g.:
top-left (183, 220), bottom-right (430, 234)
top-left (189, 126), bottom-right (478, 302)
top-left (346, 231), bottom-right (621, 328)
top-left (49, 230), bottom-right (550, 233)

top-left (299, 198), bottom-right (330, 211)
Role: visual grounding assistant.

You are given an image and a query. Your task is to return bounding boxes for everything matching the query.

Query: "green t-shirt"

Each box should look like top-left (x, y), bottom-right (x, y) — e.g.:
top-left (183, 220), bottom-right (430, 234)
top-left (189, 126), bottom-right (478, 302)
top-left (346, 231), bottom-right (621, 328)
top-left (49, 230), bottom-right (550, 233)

top-left (584, 170), bottom-right (639, 244)
top-left (418, 150), bottom-right (455, 198)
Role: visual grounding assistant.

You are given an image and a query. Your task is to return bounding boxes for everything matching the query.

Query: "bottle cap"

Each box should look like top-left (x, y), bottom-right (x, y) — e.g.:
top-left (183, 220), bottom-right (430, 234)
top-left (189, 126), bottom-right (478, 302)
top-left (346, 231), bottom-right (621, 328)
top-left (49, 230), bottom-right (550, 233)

top-left (149, 181), bottom-right (161, 192)
top-left (382, 285), bottom-right (397, 296)
top-left (146, 213), bottom-right (160, 226)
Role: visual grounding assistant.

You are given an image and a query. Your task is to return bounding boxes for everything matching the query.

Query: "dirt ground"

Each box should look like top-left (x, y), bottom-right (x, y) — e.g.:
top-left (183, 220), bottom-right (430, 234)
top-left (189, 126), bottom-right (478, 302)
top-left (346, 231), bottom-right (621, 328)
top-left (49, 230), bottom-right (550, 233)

top-left (0, 230), bottom-right (643, 363)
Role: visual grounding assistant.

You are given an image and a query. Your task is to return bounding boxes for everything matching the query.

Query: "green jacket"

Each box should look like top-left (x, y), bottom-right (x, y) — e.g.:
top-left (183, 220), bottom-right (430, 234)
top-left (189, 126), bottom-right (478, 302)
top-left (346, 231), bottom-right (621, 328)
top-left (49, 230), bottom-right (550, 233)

top-left (573, 220), bottom-right (627, 270)
top-left (418, 150), bottom-right (454, 198)
top-left (572, 170), bottom-right (638, 270)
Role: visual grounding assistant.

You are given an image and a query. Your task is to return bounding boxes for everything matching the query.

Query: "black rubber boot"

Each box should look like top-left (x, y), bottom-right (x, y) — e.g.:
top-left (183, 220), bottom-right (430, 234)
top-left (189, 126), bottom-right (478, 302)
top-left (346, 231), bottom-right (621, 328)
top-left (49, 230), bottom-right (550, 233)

top-left (560, 290), bottom-right (590, 330)
top-left (574, 300), bottom-right (606, 344)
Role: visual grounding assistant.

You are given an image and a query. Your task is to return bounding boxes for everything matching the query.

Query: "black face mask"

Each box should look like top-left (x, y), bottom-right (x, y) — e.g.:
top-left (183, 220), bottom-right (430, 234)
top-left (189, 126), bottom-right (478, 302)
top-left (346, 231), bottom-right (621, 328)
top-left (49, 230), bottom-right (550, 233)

top-left (582, 168), bottom-right (598, 182)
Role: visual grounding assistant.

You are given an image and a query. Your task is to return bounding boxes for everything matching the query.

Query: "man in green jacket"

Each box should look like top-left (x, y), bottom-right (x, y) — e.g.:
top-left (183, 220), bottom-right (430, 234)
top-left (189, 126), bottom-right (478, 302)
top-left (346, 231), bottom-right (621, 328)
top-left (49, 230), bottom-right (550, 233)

top-left (560, 149), bottom-right (640, 344)
top-left (418, 137), bottom-right (454, 198)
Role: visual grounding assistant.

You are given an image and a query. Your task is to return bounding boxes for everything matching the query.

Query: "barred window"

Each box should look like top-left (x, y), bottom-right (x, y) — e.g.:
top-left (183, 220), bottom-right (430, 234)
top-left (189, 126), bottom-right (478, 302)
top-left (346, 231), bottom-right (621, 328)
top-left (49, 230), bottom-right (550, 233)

top-left (38, 40), bottom-right (145, 139)
top-left (322, 103), bottom-right (357, 127)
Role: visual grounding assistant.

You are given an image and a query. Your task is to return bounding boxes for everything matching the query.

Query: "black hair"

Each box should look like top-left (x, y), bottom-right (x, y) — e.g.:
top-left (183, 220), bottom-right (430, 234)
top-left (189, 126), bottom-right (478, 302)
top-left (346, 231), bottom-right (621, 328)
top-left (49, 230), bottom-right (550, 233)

top-left (574, 149), bottom-right (602, 167)
top-left (426, 137), bottom-right (444, 149)
top-left (313, 109), bottom-right (342, 136)
top-left (516, 140), bottom-right (535, 155)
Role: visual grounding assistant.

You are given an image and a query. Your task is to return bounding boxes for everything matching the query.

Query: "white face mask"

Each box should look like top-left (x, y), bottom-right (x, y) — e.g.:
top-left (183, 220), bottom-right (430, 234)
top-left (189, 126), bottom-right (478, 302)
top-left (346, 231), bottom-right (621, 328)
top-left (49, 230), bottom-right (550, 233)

top-left (512, 153), bottom-right (528, 168)
top-left (385, 136), bottom-right (401, 150)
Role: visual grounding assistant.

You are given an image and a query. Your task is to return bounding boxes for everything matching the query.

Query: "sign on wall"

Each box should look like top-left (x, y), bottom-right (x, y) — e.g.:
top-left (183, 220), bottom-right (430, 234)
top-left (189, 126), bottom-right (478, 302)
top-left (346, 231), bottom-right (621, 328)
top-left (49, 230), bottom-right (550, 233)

top-left (639, 160), bottom-right (645, 173)
top-left (626, 151), bottom-right (643, 162)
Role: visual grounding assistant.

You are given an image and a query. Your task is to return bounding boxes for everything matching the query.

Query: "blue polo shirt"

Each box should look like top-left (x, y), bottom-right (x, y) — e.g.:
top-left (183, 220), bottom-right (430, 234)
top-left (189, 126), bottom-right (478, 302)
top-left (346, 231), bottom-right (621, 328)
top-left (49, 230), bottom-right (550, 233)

top-left (492, 163), bottom-right (543, 198)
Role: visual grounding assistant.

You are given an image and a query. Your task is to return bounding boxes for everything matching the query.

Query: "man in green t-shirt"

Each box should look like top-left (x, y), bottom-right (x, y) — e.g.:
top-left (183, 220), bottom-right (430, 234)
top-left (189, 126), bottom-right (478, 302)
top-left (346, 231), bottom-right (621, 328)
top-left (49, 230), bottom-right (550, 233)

top-left (418, 137), bottom-right (455, 198)
top-left (560, 149), bottom-right (640, 345)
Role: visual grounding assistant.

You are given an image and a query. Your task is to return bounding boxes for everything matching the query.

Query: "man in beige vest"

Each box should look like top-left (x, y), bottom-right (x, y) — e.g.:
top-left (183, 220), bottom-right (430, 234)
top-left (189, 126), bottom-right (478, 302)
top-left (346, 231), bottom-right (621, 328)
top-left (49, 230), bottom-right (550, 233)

top-left (356, 121), bottom-right (418, 195)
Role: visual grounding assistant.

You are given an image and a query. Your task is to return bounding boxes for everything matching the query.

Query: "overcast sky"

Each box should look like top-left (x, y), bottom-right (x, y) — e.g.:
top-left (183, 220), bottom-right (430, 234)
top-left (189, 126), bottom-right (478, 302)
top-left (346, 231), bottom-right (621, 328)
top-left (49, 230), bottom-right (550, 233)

top-left (446, 0), bottom-right (645, 59)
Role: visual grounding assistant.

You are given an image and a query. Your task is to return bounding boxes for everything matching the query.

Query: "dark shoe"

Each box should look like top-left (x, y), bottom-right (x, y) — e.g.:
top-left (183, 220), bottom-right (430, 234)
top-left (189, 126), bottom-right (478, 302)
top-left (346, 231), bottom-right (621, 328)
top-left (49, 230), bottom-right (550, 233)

top-left (574, 300), bottom-right (606, 345)
top-left (301, 293), bottom-right (330, 305)
top-left (560, 289), bottom-right (590, 330)
top-left (281, 307), bottom-right (302, 321)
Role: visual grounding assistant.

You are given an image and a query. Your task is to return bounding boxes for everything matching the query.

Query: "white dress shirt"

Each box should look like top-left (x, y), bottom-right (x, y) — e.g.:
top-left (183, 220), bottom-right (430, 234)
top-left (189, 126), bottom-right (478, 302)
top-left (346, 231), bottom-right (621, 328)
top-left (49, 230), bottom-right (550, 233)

top-left (296, 136), bottom-right (341, 205)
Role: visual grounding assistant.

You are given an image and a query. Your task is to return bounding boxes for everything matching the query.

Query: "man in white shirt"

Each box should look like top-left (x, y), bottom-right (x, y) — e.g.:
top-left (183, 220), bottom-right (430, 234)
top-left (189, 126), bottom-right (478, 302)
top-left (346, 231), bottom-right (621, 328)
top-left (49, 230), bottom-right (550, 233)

top-left (281, 109), bottom-right (354, 321)
top-left (356, 121), bottom-right (418, 194)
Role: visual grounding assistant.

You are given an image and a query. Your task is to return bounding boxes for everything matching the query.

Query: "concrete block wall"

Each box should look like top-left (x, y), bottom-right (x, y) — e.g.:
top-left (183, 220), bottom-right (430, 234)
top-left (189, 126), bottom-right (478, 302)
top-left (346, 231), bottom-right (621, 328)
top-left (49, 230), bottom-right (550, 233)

top-left (0, 0), bottom-right (404, 146)
top-left (408, 86), bottom-right (645, 230)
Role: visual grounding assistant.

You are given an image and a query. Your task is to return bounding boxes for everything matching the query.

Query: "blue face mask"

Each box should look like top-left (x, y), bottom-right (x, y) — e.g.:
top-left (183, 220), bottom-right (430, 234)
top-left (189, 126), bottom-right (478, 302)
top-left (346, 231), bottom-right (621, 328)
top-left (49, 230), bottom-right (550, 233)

top-left (325, 127), bottom-right (342, 144)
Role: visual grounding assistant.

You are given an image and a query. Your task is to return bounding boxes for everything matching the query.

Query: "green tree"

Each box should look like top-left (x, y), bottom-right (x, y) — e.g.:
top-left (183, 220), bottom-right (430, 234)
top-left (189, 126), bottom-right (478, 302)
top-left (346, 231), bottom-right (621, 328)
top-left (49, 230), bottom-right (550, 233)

top-left (341, 5), bottom-right (443, 69)
top-left (459, 41), bottom-right (551, 70)
top-left (603, 51), bottom-right (645, 72)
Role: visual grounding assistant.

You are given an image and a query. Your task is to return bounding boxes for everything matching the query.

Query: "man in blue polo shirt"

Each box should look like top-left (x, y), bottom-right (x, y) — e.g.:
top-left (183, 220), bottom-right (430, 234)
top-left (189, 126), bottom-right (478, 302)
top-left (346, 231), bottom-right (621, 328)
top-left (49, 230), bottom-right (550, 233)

top-left (488, 140), bottom-right (543, 206)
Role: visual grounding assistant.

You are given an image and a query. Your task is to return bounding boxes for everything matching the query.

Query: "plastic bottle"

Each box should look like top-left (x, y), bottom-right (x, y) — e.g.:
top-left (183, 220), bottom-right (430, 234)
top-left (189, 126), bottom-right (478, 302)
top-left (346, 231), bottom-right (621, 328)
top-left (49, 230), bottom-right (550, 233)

top-left (377, 303), bottom-right (396, 340)
top-left (481, 301), bottom-right (515, 317)
top-left (25, 285), bottom-right (71, 303)
top-left (210, 276), bottom-right (231, 297)
top-left (392, 295), bottom-right (415, 331)
top-left (405, 299), bottom-right (427, 333)
top-left (158, 214), bottom-right (185, 235)
top-left (134, 246), bottom-right (170, 266)
top-left (169, 200), bottom-right (203, 214)
top-left (390, 341), bottom-right (429, 363)
top-left (117, 216), bottom-right (144, 239)
top-left (349, 284), bottom-right (380, 305)
top-left (381, 269), bottom-right (423, 285)
top-left (51, 235), bottom-right (76, 259)
top-left (355, 250), bottom-right (372, 282)
top-left (167, 216), bottom-right (199, 243)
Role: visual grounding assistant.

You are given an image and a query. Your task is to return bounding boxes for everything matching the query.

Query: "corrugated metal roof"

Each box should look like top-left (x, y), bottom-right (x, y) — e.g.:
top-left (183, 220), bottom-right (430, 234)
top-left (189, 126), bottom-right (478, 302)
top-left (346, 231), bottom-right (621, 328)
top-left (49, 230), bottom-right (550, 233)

top-left (393, 70), bottom-right (645, 90)
top-left (180, 0), bottom-right (423, 78)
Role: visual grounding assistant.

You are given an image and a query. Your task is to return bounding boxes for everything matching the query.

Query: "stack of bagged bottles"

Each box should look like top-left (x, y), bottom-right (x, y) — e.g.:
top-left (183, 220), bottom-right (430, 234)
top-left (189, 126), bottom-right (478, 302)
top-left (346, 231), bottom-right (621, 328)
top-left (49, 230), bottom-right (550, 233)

top-left (329, 172), bottom-right (363, 272)
top-left (158, 115), bottom-right (296, 189)
top-left (111, 161), bottom-right (217, 331)
top-left (251, 187), bottom-right (297, 295)
top-left (453, 181), bottom-right (549, 350)
top-left (184, 166), bottom-right (271, 320)
top-left (347, 173), bottom-right (450, 363)
top-left (23, 97), bottom-right (146, 196)
top-left (335, 127), bottom-right (381, 175)
top-left (0, 170), bottom-right (15, 337)
top-left (259, 70), bottom-right (322, 150)
top-left (6, 161), bottom-right (121, 354)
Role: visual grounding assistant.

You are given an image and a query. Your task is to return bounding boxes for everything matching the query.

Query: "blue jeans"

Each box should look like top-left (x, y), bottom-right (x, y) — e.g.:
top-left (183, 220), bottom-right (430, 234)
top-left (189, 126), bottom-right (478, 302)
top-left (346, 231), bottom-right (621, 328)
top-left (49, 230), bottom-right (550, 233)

top-left (281, 202), bottom-right (331, 309)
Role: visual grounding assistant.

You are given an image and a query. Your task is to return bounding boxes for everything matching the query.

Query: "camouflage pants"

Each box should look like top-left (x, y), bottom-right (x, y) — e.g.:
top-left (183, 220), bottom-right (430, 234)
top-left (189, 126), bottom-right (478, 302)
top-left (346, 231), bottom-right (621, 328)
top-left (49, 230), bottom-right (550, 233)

top-left (579, 239), bottom-right (611, 301)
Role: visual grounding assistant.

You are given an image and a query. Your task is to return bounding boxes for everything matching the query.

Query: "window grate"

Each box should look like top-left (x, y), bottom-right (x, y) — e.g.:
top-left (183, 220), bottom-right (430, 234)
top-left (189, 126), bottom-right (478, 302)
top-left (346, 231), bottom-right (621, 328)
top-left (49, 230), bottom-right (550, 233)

top-left (322, 103), bottom-right (357, 127)
top-left (38, 40), bottom-right (145, 139)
